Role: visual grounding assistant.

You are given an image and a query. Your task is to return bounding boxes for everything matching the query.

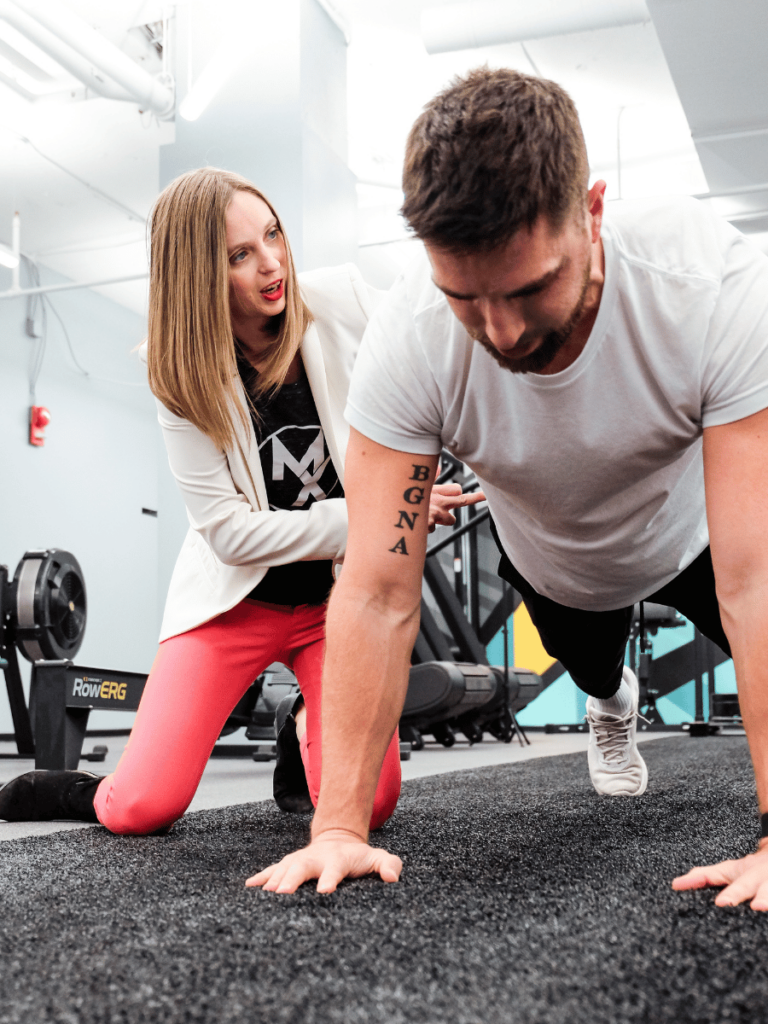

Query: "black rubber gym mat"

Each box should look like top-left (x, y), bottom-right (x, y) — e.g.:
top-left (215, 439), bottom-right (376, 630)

top-left (0, 737), bottom-right (765, 1024)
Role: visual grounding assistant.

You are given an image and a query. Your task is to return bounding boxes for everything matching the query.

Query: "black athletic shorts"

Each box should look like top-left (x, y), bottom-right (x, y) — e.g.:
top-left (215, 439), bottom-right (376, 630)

top-left (490, 519), bottom-right (731, 699)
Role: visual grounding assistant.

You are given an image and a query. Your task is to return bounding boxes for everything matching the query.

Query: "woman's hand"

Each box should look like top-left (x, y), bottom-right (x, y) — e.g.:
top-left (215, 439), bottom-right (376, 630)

top-left (672, 841), bottom-right (768, 909)
top-left (246, 830), bottom-right (403, 894)
top-left (428, 482), bottom-right (487, 533)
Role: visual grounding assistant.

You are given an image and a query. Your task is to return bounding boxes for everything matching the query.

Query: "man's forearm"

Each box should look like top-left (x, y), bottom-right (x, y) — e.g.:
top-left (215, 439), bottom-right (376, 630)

top-left (718, 588), bottom-right (768, 813)
top-left (311, 580), bottom-right (419, 842)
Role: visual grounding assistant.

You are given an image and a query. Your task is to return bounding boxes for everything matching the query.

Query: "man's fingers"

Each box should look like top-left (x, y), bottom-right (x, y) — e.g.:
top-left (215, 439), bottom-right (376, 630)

top-left (435, 491), bottom-right (486, 511)
top-left (250, 854), bottom-right (306, 892)
top-left (713, 859), bottom-right (768, 908)
top-left (246, 839), bottom-right (402, 895)
top-left (275, 861), bottom-right (315, 894)
top-left (375, 852), bottom-right (403, 883)
top-left (317, 864), bottom-right (343, 894)
top-left (261, 862), bottom-right (293, 892)
top-left (673, 851), bottom-right (768, 911)
top-left (672, 861), bottom-right (739, 891)
top-left (750, 878), bottom-right (768, 911)
top-left (460, 490), bottom-right (487, 507)
top-left (715, 869), bottom-right (766, 907)
top-left (246, 864), bottom-right (277, 888)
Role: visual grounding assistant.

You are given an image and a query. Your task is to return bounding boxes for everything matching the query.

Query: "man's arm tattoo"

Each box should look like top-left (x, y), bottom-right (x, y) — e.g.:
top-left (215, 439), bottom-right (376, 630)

top-left (388, 464), bottom-right (430, 556)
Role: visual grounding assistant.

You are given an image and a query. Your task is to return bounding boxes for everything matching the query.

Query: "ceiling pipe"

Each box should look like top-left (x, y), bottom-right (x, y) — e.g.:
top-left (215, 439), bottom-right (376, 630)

top-left (693, 182), bottom-right (768, 200)
top-left (0, 271), bottom-right (148, 300)
top-left (11, 211), bottom-right (20, 291)
top-left (2, 0), bottom-right (174, 117)
top-left (0, 211), bottom-right (148, 299)
top-left (0, 0), bottom-right (135, 101)
top-left (421, 0), bottom-right (650, 54)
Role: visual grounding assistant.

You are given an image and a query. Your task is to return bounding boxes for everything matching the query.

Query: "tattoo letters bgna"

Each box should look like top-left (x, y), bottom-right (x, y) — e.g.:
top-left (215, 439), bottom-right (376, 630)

top-left (389, 464), bottom-right (429, 556)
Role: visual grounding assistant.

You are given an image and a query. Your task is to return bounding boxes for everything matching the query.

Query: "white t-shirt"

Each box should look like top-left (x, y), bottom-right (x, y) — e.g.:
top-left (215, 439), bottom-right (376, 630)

top-left (345, 197), bottom-right (768, 611)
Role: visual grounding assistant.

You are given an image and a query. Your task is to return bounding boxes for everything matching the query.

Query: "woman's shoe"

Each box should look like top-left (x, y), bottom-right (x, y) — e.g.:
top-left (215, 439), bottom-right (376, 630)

top-left (0, 770), bottom-right (101, 823)
top-left (273, 694), bottom-right (313, 814)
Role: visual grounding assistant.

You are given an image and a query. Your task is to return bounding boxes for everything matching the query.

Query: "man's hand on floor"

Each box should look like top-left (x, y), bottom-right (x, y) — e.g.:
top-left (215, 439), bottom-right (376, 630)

top-left (672, 841), bottom-right (768, 910)
top-left (245, 829), bottom-right (403, 894)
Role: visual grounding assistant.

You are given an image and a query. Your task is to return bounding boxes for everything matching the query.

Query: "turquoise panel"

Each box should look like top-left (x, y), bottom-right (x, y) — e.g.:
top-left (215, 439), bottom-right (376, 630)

top-left (486, 612), bottom-right (735, 726)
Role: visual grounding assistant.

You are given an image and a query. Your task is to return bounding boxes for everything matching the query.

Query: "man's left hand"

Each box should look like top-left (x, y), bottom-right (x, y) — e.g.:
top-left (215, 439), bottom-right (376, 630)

top-left (429, 482), bottom-right (486, 532)
top-left (672, 841), bottom-right (768, 909)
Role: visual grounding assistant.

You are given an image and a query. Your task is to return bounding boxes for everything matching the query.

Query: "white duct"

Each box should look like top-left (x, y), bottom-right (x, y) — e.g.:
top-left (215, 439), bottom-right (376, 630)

top-left (0, 0), bottom-right (174, 117)
top-left (421, 0), bottom-right (651, 54)
top-left (0, 0), bottom-right (133, 100)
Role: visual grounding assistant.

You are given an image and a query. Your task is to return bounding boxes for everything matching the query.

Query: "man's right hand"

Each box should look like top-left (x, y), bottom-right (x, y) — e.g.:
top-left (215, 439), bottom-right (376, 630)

top-left (248, 432), bottom-right (436, 896)
top-left (245, 829), bottom-right (403, 894)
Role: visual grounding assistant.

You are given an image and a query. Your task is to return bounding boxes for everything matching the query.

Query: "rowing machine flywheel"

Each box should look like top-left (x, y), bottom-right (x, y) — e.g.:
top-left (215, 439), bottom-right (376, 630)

top-left (12, 549), bottom-right (87, 662)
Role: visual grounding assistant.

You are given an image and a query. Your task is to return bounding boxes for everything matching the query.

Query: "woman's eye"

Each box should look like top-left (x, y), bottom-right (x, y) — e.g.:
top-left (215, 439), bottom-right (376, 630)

top-left (268, 228), bottom-right (279, 240)
top-left (232, 251), bottom-right (246, 263)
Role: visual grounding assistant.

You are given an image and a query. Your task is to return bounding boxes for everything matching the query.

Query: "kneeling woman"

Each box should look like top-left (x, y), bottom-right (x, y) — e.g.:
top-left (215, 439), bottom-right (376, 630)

top-left (0, 168), bottom-right (462, 836)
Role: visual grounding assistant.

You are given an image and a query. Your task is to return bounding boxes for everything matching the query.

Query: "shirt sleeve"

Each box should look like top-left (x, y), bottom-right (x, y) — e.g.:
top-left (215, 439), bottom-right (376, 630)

top-left (345, 276), bottom-right (445, 455)
top-left (701, 220), bottom-right (768, 428)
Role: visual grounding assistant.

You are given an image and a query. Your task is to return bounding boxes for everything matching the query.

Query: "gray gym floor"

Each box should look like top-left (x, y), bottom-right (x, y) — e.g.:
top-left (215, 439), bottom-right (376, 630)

top-left (0, 730), bottom-right (676, 841)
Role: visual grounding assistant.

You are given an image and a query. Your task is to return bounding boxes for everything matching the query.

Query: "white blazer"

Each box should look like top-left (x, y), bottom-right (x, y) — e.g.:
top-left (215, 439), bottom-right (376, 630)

top-left (150, 264), bottom-right (382, 642)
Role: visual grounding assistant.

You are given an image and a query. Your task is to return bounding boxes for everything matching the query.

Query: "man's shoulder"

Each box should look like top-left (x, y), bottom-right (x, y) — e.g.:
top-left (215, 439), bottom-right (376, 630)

top-left (604, 195), bottom-right (733, 282)
top-left (370, 246), bottom-right (456, 342)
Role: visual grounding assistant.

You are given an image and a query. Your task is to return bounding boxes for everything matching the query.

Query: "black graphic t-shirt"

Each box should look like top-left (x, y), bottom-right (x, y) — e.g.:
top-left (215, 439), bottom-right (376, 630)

top-left (238, 354), bottom-right (343, 606)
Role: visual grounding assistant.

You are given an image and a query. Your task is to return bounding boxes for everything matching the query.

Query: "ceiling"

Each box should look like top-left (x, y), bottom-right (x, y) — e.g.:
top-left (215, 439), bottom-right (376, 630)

top-left (0, 0), bottom-right (765, 316)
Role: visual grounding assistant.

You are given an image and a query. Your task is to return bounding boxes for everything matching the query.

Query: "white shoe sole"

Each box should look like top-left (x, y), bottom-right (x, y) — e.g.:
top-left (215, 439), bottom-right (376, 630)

top-left (586, 667), bottom-right (648, 797)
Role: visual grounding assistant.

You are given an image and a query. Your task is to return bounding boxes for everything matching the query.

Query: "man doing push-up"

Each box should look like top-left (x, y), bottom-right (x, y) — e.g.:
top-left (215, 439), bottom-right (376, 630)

top-left (250, 67), bottom-right (768, 909)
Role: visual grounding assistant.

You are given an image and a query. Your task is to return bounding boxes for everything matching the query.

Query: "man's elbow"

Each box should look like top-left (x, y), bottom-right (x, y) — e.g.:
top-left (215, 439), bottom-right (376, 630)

top-left (714, 558), bottom-right (768, 624)
top-left (332, 573), bottom-right (422, 629)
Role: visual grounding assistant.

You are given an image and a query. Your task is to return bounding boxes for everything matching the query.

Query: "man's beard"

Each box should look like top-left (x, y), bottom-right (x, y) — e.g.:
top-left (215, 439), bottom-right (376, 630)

top-left (470, 257), bottom-right (592, 375)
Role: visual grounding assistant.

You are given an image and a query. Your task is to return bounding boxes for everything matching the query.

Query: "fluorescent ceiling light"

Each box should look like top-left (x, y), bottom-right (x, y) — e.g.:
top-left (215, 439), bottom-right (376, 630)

top-left (0, 244), bottom-right (19, 269)
top-left (0, 51), bottom-right (56, 94)
top-left (0, 20), bottom-right (65, 77)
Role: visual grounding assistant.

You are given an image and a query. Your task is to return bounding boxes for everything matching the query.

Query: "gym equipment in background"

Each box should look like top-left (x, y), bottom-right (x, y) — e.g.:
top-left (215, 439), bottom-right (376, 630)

top-left (30, 661), bottom-right (143, 769)
top-left (217, 664), bottom-right (412, 762)
top-left (211, 664), bottom-right (300, 762)
top-left (400, 662), bottom-right (543, 750)
top-left (629, 602), bottom-right (739, 734)
top-left (708, 692), bottom-right (743, 735)
top-left (401, 455), bottom-right (543, 749)
top-left (546, 601), bottom-right (736, 734)
top-left (628, 602), bottom-right (686, 723)
top-left (0, 549), bottom-right (92, 760)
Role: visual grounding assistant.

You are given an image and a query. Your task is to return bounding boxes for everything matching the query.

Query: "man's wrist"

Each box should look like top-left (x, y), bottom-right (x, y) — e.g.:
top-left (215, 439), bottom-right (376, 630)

top-left (310, 825), bottom-right (368, 845)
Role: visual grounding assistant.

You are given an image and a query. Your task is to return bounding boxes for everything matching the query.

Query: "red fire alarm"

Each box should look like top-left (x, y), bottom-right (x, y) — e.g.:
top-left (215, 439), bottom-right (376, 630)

top-left (29, 405), bottom-right (51, 447)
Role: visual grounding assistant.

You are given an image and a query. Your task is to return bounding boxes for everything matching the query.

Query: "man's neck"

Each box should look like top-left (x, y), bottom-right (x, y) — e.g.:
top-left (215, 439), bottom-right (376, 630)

top-left (536, 235), bottom-right (605, 377)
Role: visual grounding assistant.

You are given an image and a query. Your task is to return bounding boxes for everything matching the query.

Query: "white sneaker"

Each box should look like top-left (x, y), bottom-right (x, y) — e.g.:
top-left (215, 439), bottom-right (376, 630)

top-left (586, 667), bottom-right (648, 796)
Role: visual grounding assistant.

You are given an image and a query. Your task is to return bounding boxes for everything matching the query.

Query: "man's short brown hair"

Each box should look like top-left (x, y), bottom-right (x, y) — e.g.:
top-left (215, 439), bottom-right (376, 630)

top-left (401, 67), bottom-right (589, 252)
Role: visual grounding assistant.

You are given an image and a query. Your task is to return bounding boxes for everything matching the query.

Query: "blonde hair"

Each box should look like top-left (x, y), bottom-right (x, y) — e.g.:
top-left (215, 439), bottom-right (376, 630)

top-left (147, 168), bottom-right (312, 451)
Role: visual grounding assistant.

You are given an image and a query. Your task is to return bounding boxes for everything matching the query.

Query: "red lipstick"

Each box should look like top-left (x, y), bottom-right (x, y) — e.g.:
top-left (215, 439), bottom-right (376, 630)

top-left (261, 280), bottom-right (284, 302)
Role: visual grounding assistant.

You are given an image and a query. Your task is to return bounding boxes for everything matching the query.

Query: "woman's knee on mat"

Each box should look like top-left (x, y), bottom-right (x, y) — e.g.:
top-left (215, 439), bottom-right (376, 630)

top-left (94, 779), bottom-right (189, 836)
top-left (369, 735), bottom-right (402, 831)
top-left (369, 781), bottom-right (400, 831)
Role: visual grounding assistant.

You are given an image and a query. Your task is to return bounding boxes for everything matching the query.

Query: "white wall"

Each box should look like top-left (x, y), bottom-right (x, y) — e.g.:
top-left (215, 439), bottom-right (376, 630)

top-left (0, 0), bottom-right (359, 742)
top-left (0, 261), bottom-right (174, 731)
top-left (161, 0), bottom-right (357, 272)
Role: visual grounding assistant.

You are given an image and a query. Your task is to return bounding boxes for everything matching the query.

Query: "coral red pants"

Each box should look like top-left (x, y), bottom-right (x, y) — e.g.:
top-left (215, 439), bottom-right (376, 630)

top-left (93, 600), bottom-right (401, 835)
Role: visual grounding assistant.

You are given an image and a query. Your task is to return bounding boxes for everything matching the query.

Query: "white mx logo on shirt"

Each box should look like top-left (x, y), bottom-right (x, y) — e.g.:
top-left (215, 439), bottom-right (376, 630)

top-left (268, 427), bottom-right (332, 506)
